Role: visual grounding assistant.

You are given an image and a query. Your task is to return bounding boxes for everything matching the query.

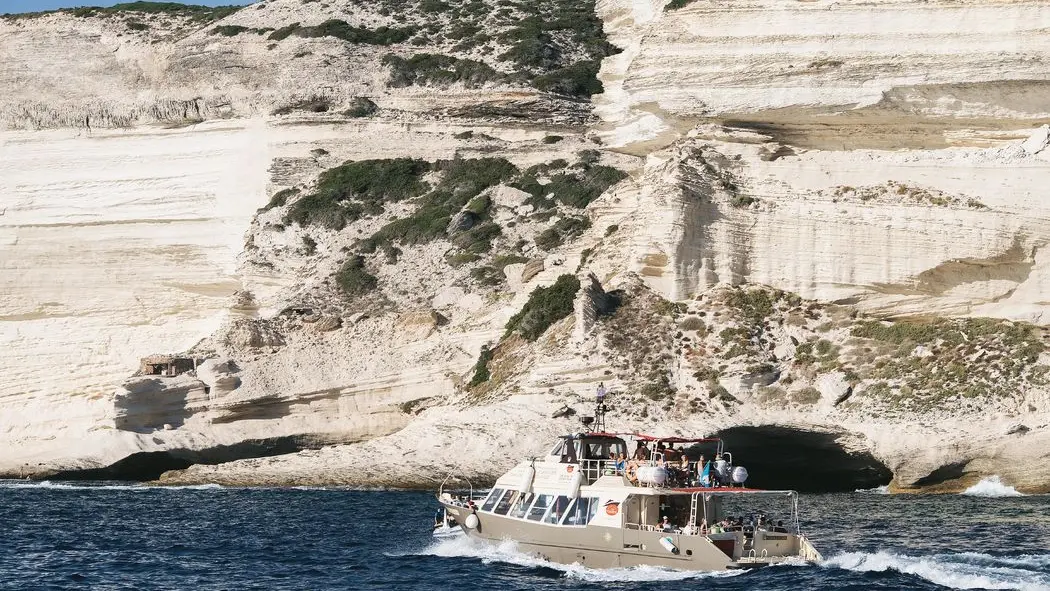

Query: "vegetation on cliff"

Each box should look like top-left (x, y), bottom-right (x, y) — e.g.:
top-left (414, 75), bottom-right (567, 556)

top-left (3, 2), bottom-right (242, 20)
top-left (504, 274), bottom-right (581, 341)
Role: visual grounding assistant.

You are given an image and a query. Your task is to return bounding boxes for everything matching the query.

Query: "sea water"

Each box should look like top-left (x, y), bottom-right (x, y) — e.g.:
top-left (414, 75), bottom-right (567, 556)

top-left (1, 479), bottom-right (1048, 590)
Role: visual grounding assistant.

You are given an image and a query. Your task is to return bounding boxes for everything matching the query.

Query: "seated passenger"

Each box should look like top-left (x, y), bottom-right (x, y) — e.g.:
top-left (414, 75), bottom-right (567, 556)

top-left (660, 516), bottom-right (673, 532)
top-left (615, 453), bottom-right (627, 473)
top-left (773, 520), bottom-right (789, 533)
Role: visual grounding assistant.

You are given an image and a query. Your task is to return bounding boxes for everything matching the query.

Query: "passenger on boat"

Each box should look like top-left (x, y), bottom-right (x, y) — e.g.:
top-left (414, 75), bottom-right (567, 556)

top-left (660, 516), bottom-right (673, 532)
top-left (773, 520), bottom-right (789, 533)
top-left (664, 444), bottom-right (679, 462)
top-left (634, 441), bottom-right (650, 461)
top-left (615, 453), bottom-right (627, 473)
top-left (713, 454), bottom-right (728, 486)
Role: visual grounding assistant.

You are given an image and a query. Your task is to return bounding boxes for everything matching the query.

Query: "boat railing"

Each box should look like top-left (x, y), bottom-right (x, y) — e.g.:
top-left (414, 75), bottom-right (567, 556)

top-left (579, 458), bottom-right (622, 482)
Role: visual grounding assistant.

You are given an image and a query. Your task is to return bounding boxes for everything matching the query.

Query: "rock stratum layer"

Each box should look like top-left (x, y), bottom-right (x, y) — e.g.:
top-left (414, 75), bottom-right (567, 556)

top-left (2, 0), bottom-right (1049, 494)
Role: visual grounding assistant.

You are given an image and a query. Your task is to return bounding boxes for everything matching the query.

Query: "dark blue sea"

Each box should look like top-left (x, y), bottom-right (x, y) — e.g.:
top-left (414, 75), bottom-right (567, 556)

top-left (1, 480), bottom-right (1048, 590)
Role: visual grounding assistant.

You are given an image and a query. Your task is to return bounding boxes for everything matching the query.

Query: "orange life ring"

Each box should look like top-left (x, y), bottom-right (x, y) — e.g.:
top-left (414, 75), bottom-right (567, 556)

top-left (625, 463), bottom-right (638, 482)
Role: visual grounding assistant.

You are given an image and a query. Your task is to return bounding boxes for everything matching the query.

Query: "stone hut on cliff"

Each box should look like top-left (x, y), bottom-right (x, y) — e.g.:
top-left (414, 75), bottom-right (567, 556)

top-left (139, 354), bottom-right (195, 377)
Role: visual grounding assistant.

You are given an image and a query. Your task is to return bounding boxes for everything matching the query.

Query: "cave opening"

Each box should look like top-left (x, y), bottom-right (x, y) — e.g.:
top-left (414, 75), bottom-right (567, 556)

top-left (711, 425), bottom-right (892, 493)
top-left (48, 436), bottom-right (321, 481)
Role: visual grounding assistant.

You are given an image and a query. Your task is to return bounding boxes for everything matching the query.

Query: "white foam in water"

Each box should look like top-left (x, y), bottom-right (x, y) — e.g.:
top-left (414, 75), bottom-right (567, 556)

top-left (412, 536), bottom-right (744, 582)
top-left (0, 480), bottom-right (226, 491)
top-left (962, 476), bottom-right (1026, 498)
top-left (855, 484), bottom-right (890, 494)
top-left (825, 551), bottom-right (1050, 591)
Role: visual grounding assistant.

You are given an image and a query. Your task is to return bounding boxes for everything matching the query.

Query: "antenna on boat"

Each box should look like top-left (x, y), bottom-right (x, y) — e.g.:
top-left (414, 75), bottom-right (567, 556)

top-left (581, 384), bottom-right (608, 433)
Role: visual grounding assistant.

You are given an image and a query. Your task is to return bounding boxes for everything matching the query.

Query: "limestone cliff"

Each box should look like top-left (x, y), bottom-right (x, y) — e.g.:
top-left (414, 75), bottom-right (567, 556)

top-left (2, 0), bottom-right (1049, 494)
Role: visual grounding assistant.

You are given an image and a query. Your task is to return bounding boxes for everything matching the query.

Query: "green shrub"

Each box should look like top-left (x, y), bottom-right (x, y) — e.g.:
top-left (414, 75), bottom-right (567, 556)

top-left (533, 60), bottom-right (604, 97)
top-left (470, 265), bottom-right (505, 286)
top-left (383, 53), bottom-right (504, 88)
top-left (492, 254), bottom-right (530, 269)
top-left (468, 345), bottom-right (494, 387)
top-left (464, 194), bottom-right (491, 215)
top-left (260, 188), bottom-right (299, 212)
top-left (269, 22), bottom-right (301, 41)
top-left (294, 20), bottom-right (416, 45)
top-left (504, 274), bottom-right (581, 341)
top-left (542, 135), bottom-right (564, 144)
top-left (535, 216), bottom-right (591, 250)
top-left (271, 96), bottom-right (330, 116)
top-left (447, 252), bottom-right (482, 267)
top-left (343, 97), bottom-right (378, 118)
top-left (360, 158), bottom-right (516, 250)
top-left (126, 20), bottom-right (149, 31)
top-left (335, 256), bottom-right (378, 297)
top-left (665, 0), bottom-right (698, 9)
top-left (453, 222), bottom-right (502, 253)
top-left (285, 158), bottom-right (430, 230)
top-left (604, 224), bottom-right (619, 236)
top-left (212, 25), bottom-right (249, 36)
top-left (545, 164), bottom-right (627, 208)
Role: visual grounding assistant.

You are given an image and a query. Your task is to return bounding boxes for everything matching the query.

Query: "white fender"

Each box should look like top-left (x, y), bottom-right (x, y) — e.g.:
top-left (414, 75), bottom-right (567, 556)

top-left (519, 463), bottom-right (536, 495)
top-left (567, 467), bottom-right (584, 499)
top-left (731, 466), bottom-right (749, 485)
top-left (659, 536), bottom-right (680, 555)
top-left (636, 466), bottom-right (668, 485)
top-left (464, 513), bottom-right (479, 529)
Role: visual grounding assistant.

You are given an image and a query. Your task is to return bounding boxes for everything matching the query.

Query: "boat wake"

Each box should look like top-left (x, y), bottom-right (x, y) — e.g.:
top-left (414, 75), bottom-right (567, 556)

top-left (961, 476), bottom-right (1026, 498)
top-left (410, 536), bottom-right (745, 582)
top-left (824, 550), bottom-right (1050, 590)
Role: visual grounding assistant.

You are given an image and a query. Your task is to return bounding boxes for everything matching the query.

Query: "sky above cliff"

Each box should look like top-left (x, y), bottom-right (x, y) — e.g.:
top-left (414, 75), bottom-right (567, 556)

top-left (4, 0), bottom-right (246, 13)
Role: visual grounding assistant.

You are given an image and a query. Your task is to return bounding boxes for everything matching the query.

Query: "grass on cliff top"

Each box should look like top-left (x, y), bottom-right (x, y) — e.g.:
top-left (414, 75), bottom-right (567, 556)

top-left (4, 2), bottom-right (243, 20)
top-left (504, 274), bottom-right (580, 341)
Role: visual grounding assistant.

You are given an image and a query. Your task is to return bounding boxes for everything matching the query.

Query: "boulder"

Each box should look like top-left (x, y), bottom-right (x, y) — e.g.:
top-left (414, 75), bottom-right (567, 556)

top-left (521, 258), bottom-right (545, 283)
top-left (446, 211), bottom-right (476, 235)
top-left (313, 315), bottom-right (342, 333)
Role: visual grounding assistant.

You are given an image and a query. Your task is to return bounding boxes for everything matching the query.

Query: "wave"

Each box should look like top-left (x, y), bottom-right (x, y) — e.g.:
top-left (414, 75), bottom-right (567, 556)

top-left (855, 484), bottom-right (890, 494)
top-left (824, 550), bottom-right (1050, 590)
top-left (407, 536), bottom-right (744, 582)
top-left (0, 480), bottom-right (226, 491)
top-left (962, 476), bottom-right (1025, 498)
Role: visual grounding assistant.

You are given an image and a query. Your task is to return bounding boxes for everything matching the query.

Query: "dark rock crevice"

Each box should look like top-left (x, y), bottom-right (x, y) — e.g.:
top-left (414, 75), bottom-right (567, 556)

top-left (46, 435), bottom-right (337, 481)
top-left (712, 425), bottom-right (892, 493)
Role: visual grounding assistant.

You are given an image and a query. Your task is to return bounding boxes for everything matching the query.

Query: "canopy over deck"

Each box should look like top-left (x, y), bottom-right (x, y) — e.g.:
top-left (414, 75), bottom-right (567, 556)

top-left (579, 432), bottom-right (721, 444)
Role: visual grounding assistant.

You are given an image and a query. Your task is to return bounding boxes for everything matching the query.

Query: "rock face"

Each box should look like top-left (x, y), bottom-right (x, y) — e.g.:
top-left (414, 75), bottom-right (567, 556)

top-left (1, 0), bottom-right (1049, 494)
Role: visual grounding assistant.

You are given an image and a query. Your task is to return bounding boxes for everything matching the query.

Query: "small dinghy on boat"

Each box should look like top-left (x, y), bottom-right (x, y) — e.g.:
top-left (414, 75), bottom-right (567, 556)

top-left (432, 506), bottom-right (465, 539)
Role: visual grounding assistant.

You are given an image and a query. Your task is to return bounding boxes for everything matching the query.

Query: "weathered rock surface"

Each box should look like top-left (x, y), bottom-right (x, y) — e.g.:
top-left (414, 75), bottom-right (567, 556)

top-left (1, 0), bottom-right (1049, 494)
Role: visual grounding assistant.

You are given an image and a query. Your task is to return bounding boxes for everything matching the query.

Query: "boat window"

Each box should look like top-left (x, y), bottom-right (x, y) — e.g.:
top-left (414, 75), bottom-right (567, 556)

top-left (549, 440), bottom-right (565, 457)
top-left (480, 488), bottom-right (504, 512)
top-left (562, 497), bottom-right (592, 526)
top-left (543, 495), bottom-right (572, 524)
top-left (493, 490), bottom-right (516, 515)
top-left (587, 496), bottom-right (600, 523)
top-left (509, 493), bottom-right (534, 519)
top-left (526, 494), bottom-right (553, 521)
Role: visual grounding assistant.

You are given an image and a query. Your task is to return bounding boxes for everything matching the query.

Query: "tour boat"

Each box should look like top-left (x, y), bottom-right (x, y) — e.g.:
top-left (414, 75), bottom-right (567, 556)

top-left (435, 402), bottom-right (822, 570)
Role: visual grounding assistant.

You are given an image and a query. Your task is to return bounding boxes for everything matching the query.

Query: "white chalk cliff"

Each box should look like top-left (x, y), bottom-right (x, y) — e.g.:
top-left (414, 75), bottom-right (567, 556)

top-left (1, 0), bottom-right (1049, 493)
